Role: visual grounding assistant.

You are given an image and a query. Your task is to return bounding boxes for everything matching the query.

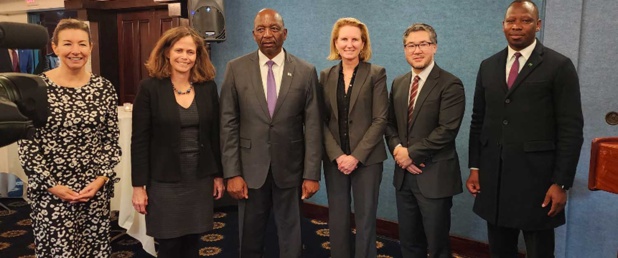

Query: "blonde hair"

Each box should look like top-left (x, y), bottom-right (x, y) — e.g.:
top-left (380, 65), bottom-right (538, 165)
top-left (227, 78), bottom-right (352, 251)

top-left (327, 17), bottom-right (372, 61)
top-left (145, 26), bottom-right (215, 82)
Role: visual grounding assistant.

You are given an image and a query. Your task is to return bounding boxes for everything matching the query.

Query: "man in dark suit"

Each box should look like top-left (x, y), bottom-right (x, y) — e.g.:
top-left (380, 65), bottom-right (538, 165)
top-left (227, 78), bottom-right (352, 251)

top-left (385, 23), bottom-right (465, 258)
top-left (219, 8), bottom-right (322, 258)
top-left (466, 1), bottom-right (584, 257)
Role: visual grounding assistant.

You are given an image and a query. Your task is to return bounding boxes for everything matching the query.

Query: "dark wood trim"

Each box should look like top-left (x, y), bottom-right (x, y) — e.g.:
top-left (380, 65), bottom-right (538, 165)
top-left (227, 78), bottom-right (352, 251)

top-left (64, 0), bottom-right (175, 11)
top-left (28, 10), bottom-right (79, 54)
top-left (71, 9), bottom-right (120, 103)
top-left (302, 201), bottom-right (525, 258)
top-left (89, 21), bottom-right (100, 75)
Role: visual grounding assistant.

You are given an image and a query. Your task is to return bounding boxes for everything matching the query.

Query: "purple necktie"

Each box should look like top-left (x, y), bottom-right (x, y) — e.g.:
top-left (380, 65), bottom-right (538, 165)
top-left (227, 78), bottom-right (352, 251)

top-left (266, 60), bottom-right (277, 117)
top-left (507, 52), bottom-right (522, 89)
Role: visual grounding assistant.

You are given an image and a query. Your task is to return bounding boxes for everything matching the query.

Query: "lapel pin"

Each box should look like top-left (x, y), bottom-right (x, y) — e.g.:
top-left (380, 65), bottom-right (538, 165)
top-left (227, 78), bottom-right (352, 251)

top-left (287, 72), bottom-right (292, 77)
top-left (528, 63), bottom-right (533, 67)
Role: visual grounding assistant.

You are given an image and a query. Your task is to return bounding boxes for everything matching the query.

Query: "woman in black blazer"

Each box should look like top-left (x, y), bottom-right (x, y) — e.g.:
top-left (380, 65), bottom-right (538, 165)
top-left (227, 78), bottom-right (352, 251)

top-left (320, 18), bottom-right (388, 258)
top-left (131, 26), bottom-right (224, 258)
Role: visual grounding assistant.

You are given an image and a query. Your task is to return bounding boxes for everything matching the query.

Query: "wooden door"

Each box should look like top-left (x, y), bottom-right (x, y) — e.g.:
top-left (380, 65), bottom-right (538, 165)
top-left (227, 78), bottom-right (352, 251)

top-left (117, 9), bottom-right (182, 103)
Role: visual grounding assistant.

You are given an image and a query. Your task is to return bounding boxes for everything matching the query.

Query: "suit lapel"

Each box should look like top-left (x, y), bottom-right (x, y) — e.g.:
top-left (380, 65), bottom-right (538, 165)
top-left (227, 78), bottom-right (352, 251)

top-left (348, 62), bottom-right (369, 114)
top-left (507, 42), bottom-right (544, 97)
top-left (274, 52), bottom-right (295, 118)
top-left (161, 78), bottom-right (181, 137)
top-left (327, 64), bottom-right (340, 120)
top-left (193, 82), bottom-right (209, 128)
top-left (248, 52), bottom-right (271, 119)
top-left (496, 48), bottom-right (509, 93)
top-left (409, 65), bottom-right (440, 128)
top-left (397, 72), bottom-right (412, 138)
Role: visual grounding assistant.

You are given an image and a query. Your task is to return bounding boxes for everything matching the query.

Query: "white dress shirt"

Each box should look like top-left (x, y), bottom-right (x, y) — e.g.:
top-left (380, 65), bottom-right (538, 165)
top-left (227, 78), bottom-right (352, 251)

top-left (258, 50), bottom-right (285, 99)
top-left (505, 39), bottom-right (536, 83)
top-left (408, 60), bottom-right (435, 109)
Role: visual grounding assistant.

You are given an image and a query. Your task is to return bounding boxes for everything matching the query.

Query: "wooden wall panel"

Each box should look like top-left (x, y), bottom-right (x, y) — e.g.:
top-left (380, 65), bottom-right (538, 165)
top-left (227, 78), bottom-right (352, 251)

top-left (117, 9), bottom-right (181, 103)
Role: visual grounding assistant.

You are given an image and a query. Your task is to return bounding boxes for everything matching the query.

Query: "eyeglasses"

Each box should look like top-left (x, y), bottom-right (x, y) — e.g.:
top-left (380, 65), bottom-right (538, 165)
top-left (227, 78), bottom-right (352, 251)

top-left (404, 42), bottom-right (434, 51)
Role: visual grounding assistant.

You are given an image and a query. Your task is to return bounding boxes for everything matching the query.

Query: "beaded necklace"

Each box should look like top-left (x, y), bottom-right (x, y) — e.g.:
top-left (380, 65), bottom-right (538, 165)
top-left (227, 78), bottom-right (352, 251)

top-left (173, 83), bottom-right (193, 95)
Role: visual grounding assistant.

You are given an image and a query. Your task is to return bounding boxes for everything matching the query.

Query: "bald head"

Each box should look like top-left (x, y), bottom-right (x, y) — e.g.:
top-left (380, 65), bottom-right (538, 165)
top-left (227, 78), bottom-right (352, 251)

top-left (253, 8), bottom-right (287, 59)
top-left (506, 0), bottom-right (539, 20)
top-left (255, 8), bottom-right (285, 28)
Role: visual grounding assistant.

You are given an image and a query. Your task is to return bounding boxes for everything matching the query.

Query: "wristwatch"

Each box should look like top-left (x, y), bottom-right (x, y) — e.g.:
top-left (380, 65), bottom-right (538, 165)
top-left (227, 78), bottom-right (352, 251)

top-left (557, 184), bottom-right (570, 191)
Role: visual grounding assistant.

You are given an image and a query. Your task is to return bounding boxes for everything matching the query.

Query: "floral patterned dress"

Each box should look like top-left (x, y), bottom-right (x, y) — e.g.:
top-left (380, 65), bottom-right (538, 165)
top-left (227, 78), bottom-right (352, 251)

top-left (18, 73), bottom-right (121, 257)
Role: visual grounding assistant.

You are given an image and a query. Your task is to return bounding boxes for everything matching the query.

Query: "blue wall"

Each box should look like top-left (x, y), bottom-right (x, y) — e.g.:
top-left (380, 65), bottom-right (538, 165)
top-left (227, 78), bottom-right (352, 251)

top-left (544, 0), bottom-right (618, 257)
top-left (209, 1), bottom-right (617, 257)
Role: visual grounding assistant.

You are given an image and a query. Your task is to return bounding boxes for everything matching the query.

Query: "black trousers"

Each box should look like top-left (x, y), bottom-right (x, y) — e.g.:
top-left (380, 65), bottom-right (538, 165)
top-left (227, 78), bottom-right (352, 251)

top-left (487, 222), bottom-right (555, 258)
top-left (238, 172), bottom-right (302, 258)
top-left (156, 234), bottom-right (201, 258)
top-left (396, 172), bottom-right (453, 258)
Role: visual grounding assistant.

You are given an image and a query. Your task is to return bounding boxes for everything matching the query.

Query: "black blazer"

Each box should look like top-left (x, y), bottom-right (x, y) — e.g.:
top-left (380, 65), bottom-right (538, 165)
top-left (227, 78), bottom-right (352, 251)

top-left (131, 77), bottom-right (223, 186)
top-left (0, 48), bottom-right (14, 72)
top-left (469, 41), bottom-right (584, 230)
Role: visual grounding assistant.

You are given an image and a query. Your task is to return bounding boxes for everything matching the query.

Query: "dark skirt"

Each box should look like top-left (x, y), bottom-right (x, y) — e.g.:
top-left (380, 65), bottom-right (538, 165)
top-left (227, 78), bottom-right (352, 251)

top-left (145, 152), bottom-right (214, 239)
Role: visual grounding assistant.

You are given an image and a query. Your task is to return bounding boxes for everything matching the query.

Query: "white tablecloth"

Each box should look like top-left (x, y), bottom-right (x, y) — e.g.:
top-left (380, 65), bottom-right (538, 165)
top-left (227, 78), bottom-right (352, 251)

top-left (0, 143), bottom-right (27, 198)
top-left (115, 107), bottom-right (156, 256)
top-left (0, 107), bottom-right (156, 256)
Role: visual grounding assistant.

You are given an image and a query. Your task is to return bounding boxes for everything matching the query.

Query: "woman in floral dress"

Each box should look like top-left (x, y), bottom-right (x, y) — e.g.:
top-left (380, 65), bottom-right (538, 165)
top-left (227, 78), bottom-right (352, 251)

top-left (18, 18), bottom-right (120, 257)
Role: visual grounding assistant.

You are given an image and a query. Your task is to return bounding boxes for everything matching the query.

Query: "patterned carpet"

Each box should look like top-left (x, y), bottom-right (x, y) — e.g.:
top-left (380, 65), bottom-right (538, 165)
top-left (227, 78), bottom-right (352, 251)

top-left (0, 198), bottom-right (472, 257)
top-left (0, 198), bottom-right (403, 257)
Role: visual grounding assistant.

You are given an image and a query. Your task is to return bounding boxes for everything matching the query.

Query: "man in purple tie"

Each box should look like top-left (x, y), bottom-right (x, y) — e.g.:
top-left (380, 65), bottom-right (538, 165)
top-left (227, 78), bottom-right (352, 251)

top-left (219, 8), bottom-right (322, 258)
top-left (467, 1), bottom-right (584, 257)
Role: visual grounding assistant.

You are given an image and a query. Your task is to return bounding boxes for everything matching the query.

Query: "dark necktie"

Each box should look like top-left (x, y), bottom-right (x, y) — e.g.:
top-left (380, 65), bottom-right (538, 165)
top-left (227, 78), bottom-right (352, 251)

top-left (507, 52), bottom-right (522, 88)
top-left (407, 75), bottom-right (420, 130)
top-left (10, 49), bottom-right (19, 72)
top-left (266, 60), bottom-right (277, 117)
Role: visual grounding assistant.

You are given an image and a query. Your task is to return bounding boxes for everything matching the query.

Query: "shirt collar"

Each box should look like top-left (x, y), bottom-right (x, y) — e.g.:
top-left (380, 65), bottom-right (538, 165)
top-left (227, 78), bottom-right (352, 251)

top-left (338, 61), bottom-right (360, 73)
top-left (411, 60), bottom-right (435, 82)
top-left (508, 39), bottom-right (537, 62)
top-left (258, 49), bottom-right (286, 67)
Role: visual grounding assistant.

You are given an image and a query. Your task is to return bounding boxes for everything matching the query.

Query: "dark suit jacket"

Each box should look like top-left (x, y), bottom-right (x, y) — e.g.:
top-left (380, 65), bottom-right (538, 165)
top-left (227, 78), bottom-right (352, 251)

top-left (220, 50), bottom-right (322, 189)
top-left (319, 62), bottom-right (388, 165)
top-left (131, 77), bottom-right (223, 186)
top-left (469, 41), bottom-right (584, 230)
top-left (385, 64), bottom-right (465, 198)
top-left (0, 48), bottom-right (14, 72)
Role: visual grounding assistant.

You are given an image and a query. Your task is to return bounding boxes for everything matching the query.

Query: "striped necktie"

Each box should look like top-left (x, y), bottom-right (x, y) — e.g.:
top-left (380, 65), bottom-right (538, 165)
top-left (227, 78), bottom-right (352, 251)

top-left (407, 75), bottom-right (420, 130)
top-left (10, 49), bottom-right (19, 72)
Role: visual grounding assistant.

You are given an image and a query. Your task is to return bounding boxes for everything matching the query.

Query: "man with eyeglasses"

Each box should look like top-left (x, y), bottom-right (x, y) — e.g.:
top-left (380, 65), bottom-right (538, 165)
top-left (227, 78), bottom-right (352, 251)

top-left (220, 8), bottom-right (322, 258)
top-left (467, 1), bottom-right (583, 257)
top-left (385, 23), bottom-right (465, 258)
